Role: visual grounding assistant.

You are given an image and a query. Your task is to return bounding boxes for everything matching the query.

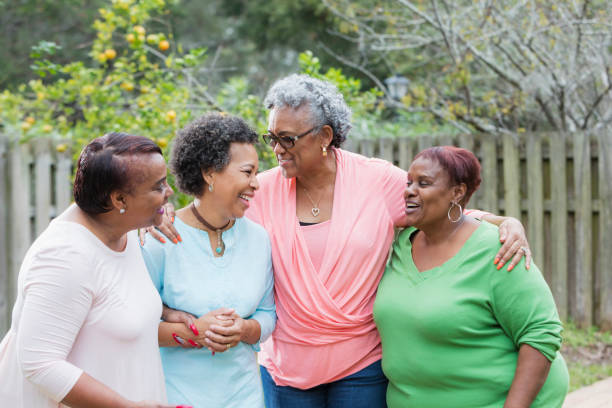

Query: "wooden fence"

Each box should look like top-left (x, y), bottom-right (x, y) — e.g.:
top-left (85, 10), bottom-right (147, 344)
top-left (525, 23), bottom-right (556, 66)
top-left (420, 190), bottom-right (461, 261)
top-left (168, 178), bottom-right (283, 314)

top-left (0, 135), bottom-right (73, 336)
top-left (0, 131), bottom-right (611, 337)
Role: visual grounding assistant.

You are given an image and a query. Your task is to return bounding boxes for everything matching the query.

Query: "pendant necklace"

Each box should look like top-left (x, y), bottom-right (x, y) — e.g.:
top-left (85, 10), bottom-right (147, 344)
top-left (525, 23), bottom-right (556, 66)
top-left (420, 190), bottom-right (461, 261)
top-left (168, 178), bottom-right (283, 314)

top-left (302, 187), bottom-right (322, 217)
top-left (190, 203), bottom-right (231, 254)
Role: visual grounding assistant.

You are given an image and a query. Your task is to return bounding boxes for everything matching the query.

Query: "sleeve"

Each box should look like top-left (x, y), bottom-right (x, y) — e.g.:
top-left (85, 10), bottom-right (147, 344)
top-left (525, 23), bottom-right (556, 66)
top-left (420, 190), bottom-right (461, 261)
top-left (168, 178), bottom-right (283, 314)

top-left (489, 260), bottom-right (563, 361)
top-left (16, 249), bottom-right (93, 402)
top-left (141, 238), bottom-right (167, 293)
top-left (248, 233), bottom-right (276, 352)
top-left (374, 160), bottom-right (408, 227)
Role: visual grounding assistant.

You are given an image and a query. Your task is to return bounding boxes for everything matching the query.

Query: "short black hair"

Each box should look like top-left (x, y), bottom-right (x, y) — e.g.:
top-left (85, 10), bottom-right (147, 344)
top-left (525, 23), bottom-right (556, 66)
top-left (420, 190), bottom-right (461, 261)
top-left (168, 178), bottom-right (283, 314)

top-left (170, 112), bottom-right (258, 196)
top-left (73, 132), bottom-right (162, 214)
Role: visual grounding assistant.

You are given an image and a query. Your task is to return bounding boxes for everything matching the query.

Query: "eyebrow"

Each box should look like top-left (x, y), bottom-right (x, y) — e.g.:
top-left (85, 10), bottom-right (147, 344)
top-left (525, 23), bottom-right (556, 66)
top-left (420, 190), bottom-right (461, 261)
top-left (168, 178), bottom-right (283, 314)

top-left (154, 176), bottom-right (167, 185)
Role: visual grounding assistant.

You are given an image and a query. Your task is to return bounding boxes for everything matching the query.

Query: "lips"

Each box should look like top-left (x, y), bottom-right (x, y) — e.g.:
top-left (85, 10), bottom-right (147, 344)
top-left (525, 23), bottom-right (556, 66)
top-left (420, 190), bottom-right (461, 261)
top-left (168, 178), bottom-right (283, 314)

top-left (239, 193), bottom-right (253, 208)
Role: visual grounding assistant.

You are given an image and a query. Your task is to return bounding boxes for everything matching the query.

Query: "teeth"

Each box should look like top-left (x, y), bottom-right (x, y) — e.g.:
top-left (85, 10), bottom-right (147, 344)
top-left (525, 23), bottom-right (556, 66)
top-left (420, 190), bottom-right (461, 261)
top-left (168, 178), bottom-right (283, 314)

top-left (239, 194), bottom-right (251, 201)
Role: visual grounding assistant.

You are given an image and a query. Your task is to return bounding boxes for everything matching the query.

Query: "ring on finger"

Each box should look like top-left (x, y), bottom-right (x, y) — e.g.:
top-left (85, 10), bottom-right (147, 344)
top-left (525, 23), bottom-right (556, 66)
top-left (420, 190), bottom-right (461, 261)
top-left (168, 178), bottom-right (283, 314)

top-left (226, 343), bottom-right (231, 350)
top-left (519, 246), bottom-right (528, 254)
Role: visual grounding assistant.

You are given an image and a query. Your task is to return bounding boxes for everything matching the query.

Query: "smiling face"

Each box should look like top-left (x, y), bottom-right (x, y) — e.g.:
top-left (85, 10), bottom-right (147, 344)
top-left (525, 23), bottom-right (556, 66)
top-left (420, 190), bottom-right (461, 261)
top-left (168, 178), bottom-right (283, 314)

top-left (267, 104), bottom-right (327, 179)
top-left (207, 142), bottom-right (259, 219)
top-left (404, 156), bottom-right (463, 230)
top-left (122, 153), bottom-right (173, 228)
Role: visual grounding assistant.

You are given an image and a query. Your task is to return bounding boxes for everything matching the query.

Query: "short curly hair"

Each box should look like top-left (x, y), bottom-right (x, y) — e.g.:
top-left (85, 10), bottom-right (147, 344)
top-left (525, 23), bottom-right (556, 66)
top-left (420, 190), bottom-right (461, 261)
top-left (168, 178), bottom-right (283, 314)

top-left (264, 74), bottom-right (352, 148)
top-left (170, 112), bottom-right (258, 196)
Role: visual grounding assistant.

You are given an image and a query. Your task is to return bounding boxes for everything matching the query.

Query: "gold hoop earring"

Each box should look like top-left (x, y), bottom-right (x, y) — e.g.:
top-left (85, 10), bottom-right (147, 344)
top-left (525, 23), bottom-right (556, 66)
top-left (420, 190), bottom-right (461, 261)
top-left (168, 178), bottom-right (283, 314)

top-left (447, 201), bottom-right (463, 223)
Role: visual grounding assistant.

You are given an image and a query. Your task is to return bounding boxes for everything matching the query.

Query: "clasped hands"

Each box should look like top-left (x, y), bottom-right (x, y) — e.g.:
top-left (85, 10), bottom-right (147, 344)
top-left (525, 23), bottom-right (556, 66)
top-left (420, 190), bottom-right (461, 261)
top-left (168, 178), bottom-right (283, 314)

top-left (164, 306), bottom-right (246, 353)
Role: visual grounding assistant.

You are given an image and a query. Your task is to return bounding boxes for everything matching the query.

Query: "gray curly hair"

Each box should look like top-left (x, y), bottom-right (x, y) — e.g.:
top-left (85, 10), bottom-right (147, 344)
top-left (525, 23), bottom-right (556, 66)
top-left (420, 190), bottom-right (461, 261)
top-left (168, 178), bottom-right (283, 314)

top-left (264, 74), bottom-right (352, 148)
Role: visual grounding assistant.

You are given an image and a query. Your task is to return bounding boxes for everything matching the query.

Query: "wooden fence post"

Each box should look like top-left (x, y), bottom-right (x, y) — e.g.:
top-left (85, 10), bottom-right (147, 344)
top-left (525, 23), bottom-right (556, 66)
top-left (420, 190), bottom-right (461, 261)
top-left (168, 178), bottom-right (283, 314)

top-left (573, 131), bottom-right (593, 327)
top-left (598, 130), bottom-right (612, 330)
top-left (34, 139), bottom-right (52, 237)
top-left (526, 133), bottom-right (544, 268)
top-left (55, 144), bottom-right (73, 212)
top-left (502, 134), bottom-right (521, 218)
top-left (480, 134), bottom-right (498, 214)
top-left (378, 138), bottom-right (395, 164)
top-left (7, 141), bottom-right (32, 313)
top-left (0, 134), bottom-right (8, 335)
top-left (550, 132), bottom-right (568, 319)
top-left (398, 137), bottom-right (413, 170)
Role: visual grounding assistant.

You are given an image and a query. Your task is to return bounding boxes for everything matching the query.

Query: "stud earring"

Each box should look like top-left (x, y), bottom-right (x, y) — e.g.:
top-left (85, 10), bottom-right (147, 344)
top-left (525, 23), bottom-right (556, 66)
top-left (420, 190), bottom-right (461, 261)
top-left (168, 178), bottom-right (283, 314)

top-left (208, 183), bottom-right (214, 192)
top-left (119, 208), bottom-right (126, 214)
top-left (322, 146), bottom-right (327, 157)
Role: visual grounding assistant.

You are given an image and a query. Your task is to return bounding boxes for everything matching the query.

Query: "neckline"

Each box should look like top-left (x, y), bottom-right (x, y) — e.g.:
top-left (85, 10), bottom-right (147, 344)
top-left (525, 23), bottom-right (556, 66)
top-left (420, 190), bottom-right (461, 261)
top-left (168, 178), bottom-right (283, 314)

top-left (405, 221), bottom-right (484, 280)
top-left (174, 216), bottom-right (241, 262)
top-left (51, 219), bottom-right (131, 257)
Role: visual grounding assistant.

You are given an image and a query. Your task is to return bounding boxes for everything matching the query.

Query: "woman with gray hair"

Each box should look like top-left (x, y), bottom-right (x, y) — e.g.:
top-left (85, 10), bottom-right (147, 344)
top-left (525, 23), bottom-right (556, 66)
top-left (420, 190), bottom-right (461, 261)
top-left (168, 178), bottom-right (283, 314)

top-left (152, 74), bottom-right (531, 408)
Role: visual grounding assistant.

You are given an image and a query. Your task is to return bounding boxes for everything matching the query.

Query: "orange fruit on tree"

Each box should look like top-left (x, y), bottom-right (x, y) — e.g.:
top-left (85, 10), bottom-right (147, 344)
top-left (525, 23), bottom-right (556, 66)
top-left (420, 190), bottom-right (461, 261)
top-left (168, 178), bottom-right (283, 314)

top-left (121, 82), bottom-right (135, 91)
top-left (134, 25), bottom-right (145, 35)
top-left (25, 116), bottom-right (35, 125)
top-left (126, 33), bottom-right (135, 43)
top-left (105, 49), bottom-right (117, 60)
top-left (165, 110), bottom-right (177, 122)
top-left (158, 40), bottom-right (170, 51)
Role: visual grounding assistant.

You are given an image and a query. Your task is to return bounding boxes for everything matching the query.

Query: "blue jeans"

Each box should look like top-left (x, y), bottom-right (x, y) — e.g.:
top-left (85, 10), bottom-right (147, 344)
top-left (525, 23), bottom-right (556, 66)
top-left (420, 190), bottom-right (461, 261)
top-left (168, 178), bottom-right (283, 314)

top-left (260, 360), bottom-right (388, 408)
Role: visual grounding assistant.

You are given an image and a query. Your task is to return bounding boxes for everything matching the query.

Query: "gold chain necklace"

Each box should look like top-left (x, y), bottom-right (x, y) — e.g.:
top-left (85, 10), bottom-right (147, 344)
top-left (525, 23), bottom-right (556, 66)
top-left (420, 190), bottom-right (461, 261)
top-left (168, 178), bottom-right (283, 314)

top-left (302, 187), bottom-right (322, 217)
top-left (190, 203), bottom-right (230, 254)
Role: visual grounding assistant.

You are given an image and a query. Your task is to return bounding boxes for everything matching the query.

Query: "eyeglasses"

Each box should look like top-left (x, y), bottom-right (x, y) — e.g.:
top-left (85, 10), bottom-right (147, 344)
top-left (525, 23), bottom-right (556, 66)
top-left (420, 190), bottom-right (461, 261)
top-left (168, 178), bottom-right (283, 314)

top-left (262, 126), bottom-right (318, 149)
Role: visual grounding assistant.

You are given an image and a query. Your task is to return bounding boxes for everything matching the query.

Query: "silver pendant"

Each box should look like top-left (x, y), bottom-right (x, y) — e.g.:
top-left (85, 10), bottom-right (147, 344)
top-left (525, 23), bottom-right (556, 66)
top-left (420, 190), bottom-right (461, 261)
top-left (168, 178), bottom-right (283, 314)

top-left (311, 207), bottom-right (320, 217)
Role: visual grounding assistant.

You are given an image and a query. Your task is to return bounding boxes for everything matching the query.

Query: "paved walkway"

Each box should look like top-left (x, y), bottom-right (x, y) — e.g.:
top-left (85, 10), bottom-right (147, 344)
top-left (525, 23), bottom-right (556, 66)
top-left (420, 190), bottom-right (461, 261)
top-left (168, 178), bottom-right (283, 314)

top-left (563, 377), bottom-right (612, 407)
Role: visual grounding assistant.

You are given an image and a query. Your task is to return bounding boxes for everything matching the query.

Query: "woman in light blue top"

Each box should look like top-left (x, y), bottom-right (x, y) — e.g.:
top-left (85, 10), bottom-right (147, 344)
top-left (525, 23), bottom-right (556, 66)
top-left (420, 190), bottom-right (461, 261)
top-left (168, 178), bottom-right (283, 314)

top-left (141, 113), bottom-right (276, 408)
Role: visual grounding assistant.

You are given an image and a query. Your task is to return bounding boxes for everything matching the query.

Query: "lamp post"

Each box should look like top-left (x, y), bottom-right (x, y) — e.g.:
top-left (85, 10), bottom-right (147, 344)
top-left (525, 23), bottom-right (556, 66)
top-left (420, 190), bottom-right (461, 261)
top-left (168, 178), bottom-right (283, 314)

top-left (384, 74), bottom-right (410, 100)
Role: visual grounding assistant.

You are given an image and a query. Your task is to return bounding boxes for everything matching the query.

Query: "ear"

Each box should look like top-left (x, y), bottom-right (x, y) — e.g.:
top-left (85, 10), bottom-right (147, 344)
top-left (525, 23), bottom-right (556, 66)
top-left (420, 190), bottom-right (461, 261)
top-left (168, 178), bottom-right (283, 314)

top-left (319, 125), bottom-right (334, 148)
top-left (109, 190), bottom-right (127, 212)
top-left (452, 183), bottom-right (468, 204)
top-left (201, 168), bottom-right (215, 187)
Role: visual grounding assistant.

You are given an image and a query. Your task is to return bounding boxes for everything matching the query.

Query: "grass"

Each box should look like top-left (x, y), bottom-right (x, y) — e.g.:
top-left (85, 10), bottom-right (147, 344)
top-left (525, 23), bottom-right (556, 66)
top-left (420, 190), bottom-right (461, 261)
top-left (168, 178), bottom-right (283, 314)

top-left (562, 321), bottom-right (612, 392)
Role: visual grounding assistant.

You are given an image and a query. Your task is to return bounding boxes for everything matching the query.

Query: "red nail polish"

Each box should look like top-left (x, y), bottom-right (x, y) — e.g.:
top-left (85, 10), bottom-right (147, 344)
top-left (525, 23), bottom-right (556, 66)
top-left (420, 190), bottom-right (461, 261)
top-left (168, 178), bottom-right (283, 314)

top-left (172, 238), bottom-right (178, 244)
top-left (496, 263), bottom-right (503, 270)
top-left (171, 216), bottom-right (175, 223)
top-left (189, 324), bottom-right (199, 336)
top-left (508, 265), bottom-right (514, 271)
top-left (188, 339), bottom-right (198, 347)
top-left (493, 257), bottom-right (499, 265)
top-left (177, 234), bottom-right (182, 242)
top-left (160, 237), bottom-right (166, 244)
top-left (172, 333), bottom-right (185, 345)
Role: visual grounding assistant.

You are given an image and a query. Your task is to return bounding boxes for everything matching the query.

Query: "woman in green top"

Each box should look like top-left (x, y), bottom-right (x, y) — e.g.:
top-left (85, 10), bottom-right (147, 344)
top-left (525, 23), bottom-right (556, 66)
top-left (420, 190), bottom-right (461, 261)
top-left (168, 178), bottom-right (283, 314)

top-left (373, 146), bottom-right (569, 408)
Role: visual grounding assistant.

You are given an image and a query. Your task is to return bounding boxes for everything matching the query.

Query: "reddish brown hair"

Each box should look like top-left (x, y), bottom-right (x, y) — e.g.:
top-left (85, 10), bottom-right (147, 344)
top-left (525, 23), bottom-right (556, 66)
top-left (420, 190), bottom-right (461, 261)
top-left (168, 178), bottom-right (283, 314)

top-left (414, 146), bottom-right (482, 205)
top-left (73, 132), bottom-right (162, 214)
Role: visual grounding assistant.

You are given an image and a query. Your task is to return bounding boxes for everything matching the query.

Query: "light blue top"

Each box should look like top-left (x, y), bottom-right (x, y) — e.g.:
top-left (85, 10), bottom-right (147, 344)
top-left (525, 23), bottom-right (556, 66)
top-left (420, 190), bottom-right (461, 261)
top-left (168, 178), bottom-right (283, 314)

top-left (142, 216), bottom-right (276, 408)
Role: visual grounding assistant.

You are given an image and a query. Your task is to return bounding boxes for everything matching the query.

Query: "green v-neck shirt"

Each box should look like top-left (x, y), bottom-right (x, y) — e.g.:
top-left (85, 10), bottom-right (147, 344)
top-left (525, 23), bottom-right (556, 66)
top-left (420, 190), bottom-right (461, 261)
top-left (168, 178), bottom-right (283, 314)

top-left (373, 221), bottom-right (568, 408)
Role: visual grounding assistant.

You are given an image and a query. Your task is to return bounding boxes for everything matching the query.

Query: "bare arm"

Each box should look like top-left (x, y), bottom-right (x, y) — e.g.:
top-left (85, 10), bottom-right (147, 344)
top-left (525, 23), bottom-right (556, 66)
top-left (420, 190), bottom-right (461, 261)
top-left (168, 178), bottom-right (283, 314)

top-left (503, 344), bottom-right (552, 408)
top-left (62, 373), bottom-right (176, 408)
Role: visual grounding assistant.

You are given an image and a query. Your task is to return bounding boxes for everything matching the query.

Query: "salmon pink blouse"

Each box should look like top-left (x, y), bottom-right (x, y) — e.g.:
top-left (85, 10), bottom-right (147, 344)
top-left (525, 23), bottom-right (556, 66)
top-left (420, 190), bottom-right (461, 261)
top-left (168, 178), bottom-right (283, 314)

top-left (246, 148), bottom-right (408, 389)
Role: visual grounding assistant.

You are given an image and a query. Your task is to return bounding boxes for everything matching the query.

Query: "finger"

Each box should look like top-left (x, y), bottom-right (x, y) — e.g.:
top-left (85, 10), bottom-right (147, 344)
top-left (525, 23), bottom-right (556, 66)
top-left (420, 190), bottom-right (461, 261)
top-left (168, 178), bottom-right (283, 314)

top-left (496, 240), bottom-right (521, 270)
top-left (138, 228), bottom-right (146, 246)
top-left (525, 250), bottom-right (532, 270)
top-left (212, 318), bottom-right (234, 327)
top-left (208, 324), bottom-right (238, 336)
top-left (147, 227), bottom-right (168, 244)
top-left (164, 202), bottom-right (176, 220)
top-left (156, 222), bottom-right (179, 245)
top-left (211, 307), bottom-right (235, 315)
top-left (205, 329), bottom-right (240, 345)
top-left (204, 337), bottom-right (231, 352)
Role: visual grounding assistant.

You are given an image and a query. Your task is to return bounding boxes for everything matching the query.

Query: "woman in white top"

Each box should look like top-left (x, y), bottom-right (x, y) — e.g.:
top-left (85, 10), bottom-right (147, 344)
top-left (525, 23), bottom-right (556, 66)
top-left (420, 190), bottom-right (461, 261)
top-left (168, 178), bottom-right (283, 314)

top-left (0, 133), bottom-right (187, 408)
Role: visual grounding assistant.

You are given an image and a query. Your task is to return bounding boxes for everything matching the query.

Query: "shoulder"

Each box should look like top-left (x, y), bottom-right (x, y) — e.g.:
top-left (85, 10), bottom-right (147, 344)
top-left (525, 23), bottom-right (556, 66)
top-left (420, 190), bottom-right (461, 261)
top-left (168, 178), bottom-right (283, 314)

top-left (256, 166), bottom-right (283, 186)
top-left (337, 148), bottom-right (405, 181)
top-left (240, 217), bottom-right (271, 244)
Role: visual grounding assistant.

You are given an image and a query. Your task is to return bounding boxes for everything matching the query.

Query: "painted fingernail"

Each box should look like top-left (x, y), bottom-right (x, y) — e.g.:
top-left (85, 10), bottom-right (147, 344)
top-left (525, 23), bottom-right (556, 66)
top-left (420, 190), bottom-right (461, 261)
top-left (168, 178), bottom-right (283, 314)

top-left (160, 238), bottom-right (166, 244)
top-left (496, 262), bottom-right (504, 270)
top-left (188, 339), bottom-right (198, 347)
top-left (172, 333), bottom-right (184, 345)
top-left (171, 216), bottom-right (175, 223)
top-left (177, 234), bottom-right (182, 242)
top-left (189, 324), bottom-right (199, 336)
top-left (493, 257), bottom-right (499, 265)
top-left (508, 265), bottom-right (514, 271)
top-left (172, 238), bottom-right (178, 244)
